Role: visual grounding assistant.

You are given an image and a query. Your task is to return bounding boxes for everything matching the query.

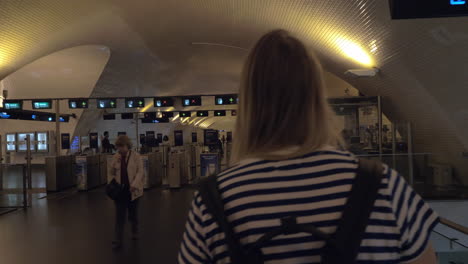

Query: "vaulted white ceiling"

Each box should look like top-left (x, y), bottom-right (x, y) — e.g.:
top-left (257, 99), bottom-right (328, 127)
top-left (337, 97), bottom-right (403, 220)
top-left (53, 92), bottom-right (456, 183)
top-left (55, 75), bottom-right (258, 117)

top-left (1, 0), bottom-right (468, 178)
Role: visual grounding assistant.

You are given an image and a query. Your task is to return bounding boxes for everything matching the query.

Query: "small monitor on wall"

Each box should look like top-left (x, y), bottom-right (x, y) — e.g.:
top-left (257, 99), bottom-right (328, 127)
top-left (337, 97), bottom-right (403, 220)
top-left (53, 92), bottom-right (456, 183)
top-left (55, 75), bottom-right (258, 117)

top-left (214, 110), bottom-right (226, 116)
top-left (32, 100), bottom-right (52, 109)
top-left (121, 113), bottom-right (134, 119)
top-left (125, 98), bottom-right (145, 108)
top-left (97, 99), bottom-right (117, 109)
top-left (69, 99), bottom-right (88, 109)
top-left (103, 114), bottom-right (116, 120)
top-left (215, 95), bottom-right (238, 105)
top-left (204, 129), bottom-right (219, 146)
top-left (3, 100), bottom-right (22, 110)
top-left (154, 97), bottom-right (174, 107)
top-left (179, 111), bottom-right (191, 117)
top-left (182, 96), bottom-right (202, 107)
top-left (197, 111), bottom-right (209, 117)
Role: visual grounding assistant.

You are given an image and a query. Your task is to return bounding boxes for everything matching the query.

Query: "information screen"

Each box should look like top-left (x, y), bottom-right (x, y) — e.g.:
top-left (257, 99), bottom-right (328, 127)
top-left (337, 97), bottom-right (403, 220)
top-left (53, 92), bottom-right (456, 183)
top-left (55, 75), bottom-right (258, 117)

top-left (174, 130), bottom-right (183, 146)
top-left (125, 98), bottom-right (145, 108)
top-left (204, 130), bottom-right (219, 146)
top-left (215, 95), bottom-right (238, 105)
top-left (179, 111), bottom-right (191, 117)
top-left (61, 133), bottom-right (70, 150)
top-left (182, 96), bottom-right (202, 106)
top-left (69, 99), bottom-right (88, 109)
top-left (121, 113), bottom-right (134, 119)
top-left (162, 112), bottom-right (174, 118)
top-left (146, 131), bottom-right (156, 147)
top-left (97, 99), bottom-right (117, 109)
top-left (59, 116), bottom-right (69, 122)
top-left (103, 114), bottom-right (116, 120)
top-left (154, 97), bottom-right (174, 107)
top-left (197, 111), bottom-right (209, 117)
top-left (4, 100), bottom-right (22, 110)
top-left (391, 0), bottom-right (468, 19)
top-left (32, 100), bottom-right (52, 109)
top-left (214, 110), bottom-right (226, 116)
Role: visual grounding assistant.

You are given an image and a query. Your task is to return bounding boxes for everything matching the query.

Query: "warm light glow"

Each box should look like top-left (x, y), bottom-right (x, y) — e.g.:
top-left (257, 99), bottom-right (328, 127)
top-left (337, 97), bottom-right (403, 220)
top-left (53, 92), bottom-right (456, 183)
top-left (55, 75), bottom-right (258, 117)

top-left (334, 37), bottom-right (373, 66)
top-left (141, 102), bottom-right (153, 112)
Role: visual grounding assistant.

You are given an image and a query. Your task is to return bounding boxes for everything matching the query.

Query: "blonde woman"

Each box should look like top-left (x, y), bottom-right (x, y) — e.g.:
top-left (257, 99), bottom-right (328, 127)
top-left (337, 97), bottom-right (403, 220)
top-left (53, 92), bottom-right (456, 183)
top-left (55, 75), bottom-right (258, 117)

top-left (108, 135), bottom-right (144, 250)
top-left (178, 30), bottom-right (438, 263)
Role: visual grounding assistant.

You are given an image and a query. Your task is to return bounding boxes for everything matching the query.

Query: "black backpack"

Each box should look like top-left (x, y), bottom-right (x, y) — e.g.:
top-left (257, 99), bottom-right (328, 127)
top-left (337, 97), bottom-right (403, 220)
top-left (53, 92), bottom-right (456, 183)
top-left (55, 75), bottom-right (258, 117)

top-left (197, 159), bottom-right (383, 264)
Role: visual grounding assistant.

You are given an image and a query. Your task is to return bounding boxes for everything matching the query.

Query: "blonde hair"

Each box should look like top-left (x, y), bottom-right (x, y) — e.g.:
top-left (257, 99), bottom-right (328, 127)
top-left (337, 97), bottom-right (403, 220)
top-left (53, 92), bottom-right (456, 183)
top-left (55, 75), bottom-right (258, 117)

top-left (231, 30), bottom-right (341, 163)
top-left (115, 135), bottom-right (133, 149)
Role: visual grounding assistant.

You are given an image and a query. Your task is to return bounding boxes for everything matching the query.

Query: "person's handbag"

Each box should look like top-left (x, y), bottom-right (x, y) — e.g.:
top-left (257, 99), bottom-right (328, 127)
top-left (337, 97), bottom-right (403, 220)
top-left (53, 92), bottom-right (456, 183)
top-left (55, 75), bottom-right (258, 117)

top-left (106, 178), bottom-right (125, 200)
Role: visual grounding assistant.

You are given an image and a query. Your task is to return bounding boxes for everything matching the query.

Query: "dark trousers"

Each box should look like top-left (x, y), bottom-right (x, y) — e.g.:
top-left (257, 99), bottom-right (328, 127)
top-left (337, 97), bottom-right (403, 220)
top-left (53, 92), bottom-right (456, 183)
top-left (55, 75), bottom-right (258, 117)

top-left (114, 190), bottom-right (139, 242)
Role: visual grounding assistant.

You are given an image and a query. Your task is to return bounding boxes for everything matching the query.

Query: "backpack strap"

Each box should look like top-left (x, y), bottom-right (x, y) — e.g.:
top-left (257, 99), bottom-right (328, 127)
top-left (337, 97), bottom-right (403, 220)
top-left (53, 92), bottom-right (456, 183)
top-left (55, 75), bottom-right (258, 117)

top-left (322, 159), bottom-right (384, 264)
top-left (197, 175), bottom-right (248, 263)
top-left (198, 159), bottom-right (384, 264)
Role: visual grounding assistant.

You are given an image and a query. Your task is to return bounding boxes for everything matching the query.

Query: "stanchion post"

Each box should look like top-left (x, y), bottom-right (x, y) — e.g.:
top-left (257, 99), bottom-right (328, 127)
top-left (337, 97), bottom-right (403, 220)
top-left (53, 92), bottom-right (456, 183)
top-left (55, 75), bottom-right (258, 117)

top-left (26, 135), bottom-right (32, 190)
top-left (407, 122), bottom-right (414, 185)
top-left (55, 99), bottom-right (61, 156)
top-left (22, 165), bottom-right (27, 209)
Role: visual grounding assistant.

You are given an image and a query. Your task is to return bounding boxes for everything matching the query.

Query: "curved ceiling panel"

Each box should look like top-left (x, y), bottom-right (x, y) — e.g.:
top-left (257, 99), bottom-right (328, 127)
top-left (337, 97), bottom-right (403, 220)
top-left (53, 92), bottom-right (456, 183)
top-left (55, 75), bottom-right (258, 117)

top-left (3, 45), bottom-right (110, 99)
top-left (1, 0), bottom-right (468, 178)
top-left (0, 0), bottom-right (110, 78)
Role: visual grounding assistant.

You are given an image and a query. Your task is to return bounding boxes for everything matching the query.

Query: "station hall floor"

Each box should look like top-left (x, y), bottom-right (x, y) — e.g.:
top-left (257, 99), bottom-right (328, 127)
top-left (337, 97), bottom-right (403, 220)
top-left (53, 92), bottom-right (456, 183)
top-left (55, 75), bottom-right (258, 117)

top-left (0, 186), bottom-right (195, 264)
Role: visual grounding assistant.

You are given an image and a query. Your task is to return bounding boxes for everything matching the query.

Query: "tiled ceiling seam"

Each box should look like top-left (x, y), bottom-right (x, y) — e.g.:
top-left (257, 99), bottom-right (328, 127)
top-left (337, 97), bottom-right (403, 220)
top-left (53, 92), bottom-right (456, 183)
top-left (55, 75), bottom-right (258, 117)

top-left (1, 0), bottom-right (468, 179)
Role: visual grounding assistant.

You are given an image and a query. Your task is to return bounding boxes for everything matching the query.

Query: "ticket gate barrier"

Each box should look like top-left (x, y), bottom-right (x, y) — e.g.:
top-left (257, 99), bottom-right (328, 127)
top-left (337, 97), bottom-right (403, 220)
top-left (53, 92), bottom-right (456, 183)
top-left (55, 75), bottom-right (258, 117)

top-left (167, 150), bottom-right (189, 188)
top-left (142, 152), bottom-right (164, 189)
top-left (45, 155), bottom-right (74, 192)
top-left (76, 154), bottom-right (111, 191)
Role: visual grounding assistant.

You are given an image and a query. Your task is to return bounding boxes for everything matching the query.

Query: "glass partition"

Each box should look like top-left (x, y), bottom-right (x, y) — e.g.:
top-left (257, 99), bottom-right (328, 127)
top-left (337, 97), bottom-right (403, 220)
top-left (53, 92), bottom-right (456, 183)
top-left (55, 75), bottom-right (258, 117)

top-left (6, 133), bottom-right (16, 152)
top-left (17, 132), bottom-right (35, 152)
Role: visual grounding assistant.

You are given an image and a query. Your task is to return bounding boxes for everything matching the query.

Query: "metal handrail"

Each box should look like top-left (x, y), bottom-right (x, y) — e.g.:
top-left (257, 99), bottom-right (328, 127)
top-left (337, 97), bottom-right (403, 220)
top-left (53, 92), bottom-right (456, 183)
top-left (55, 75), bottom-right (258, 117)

top-left (440, 217), bottom-right (468, 236)
top-left (432, 230), bottom-right (468, 249)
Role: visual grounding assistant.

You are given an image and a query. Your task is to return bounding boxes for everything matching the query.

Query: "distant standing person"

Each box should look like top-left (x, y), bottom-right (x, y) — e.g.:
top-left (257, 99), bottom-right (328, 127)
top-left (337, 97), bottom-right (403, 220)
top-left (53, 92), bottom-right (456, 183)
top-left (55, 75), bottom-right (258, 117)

top-left (108, 135), bottom-right (144, 250)
top-left (101, 131), bottom-right (112, 153)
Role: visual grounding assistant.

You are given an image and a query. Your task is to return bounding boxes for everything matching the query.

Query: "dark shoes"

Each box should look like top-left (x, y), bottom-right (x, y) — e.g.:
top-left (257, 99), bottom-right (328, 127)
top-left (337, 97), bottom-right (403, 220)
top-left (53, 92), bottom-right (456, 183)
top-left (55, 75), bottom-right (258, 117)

top-left (132, 232), bottom-right (139, 241)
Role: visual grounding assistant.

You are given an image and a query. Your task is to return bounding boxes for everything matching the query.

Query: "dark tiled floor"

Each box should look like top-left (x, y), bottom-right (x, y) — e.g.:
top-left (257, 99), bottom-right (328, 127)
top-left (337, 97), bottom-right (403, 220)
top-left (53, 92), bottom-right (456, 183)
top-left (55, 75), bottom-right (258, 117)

top-left (1, 165), bottom-right (46, 189)
top-left (0, 187), bottom-right (194, 264)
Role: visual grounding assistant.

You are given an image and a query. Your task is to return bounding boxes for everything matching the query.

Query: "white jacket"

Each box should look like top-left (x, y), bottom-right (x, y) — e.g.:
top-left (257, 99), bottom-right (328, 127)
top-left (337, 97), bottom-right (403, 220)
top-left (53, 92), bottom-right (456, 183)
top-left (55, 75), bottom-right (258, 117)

top-left (108, 150), bottom-right (144, 201)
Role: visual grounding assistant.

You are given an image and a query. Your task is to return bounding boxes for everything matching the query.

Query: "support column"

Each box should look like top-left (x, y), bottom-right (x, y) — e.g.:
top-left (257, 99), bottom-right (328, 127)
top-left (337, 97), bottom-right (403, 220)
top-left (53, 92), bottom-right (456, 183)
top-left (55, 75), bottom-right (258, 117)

top-left (407, 122), bottom-right (414, 185)
top-left (378, 96), bottom-right (383, 159)
top-left (26, 134), bottom-right (32, 193)
top-left (55, 99), bottom-right (60, 156)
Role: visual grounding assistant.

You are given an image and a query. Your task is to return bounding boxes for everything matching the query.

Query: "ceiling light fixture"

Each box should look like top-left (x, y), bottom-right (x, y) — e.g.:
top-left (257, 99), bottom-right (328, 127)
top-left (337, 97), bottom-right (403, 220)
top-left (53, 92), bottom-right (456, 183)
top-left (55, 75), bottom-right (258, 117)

top-left (334, 37), bottom-right (374, 67)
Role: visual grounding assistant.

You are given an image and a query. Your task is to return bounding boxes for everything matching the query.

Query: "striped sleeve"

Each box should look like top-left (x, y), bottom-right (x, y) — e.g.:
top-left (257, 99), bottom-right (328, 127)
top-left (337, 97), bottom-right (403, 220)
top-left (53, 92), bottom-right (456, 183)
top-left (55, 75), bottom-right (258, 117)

top-left (386, 167), bottom-right (439, 262)
top-left (178, 192), bottom-right (212, 264)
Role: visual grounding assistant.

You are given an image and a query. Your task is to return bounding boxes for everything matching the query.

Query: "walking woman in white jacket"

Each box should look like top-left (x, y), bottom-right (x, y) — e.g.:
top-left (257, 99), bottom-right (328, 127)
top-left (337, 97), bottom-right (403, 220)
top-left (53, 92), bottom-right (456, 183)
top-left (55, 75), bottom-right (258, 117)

top-left (108, 135), bottom-right (145, 250)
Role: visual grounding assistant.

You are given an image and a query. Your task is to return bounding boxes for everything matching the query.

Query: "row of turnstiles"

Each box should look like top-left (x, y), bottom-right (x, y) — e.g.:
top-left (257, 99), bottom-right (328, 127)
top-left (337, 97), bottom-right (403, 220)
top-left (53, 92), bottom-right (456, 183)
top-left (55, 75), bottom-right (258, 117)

top-left (45, 144), bottom-right (228, 192)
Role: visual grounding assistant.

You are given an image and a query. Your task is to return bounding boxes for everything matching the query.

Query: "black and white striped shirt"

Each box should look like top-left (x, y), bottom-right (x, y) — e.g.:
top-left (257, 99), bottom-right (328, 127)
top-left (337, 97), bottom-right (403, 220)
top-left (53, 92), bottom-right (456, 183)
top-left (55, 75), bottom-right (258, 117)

top-left (179, 147), bottom-right (439, 263)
